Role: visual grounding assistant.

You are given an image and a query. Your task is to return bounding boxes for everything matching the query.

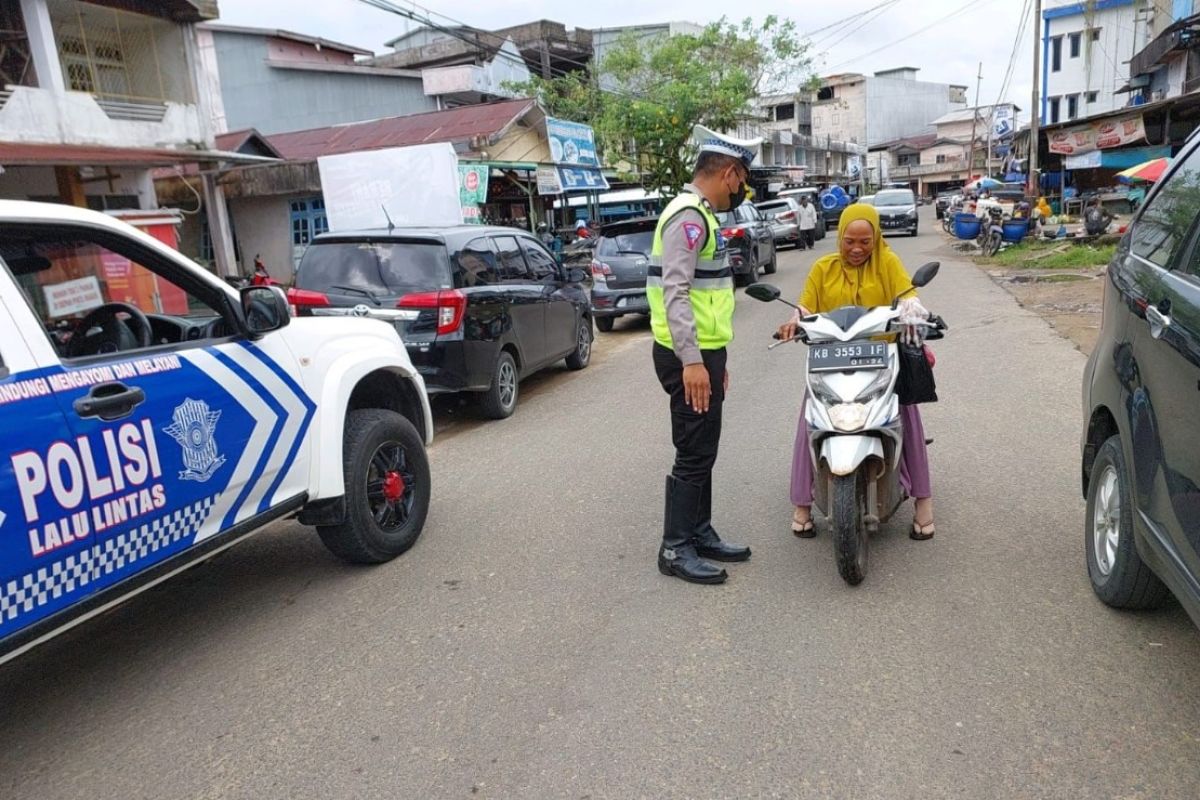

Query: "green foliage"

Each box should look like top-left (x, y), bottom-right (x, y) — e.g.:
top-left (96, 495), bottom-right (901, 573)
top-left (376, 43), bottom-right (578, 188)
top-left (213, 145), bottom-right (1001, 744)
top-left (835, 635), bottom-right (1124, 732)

top-left (506, 16), bottom-right (813, 197)
top-left (981, 240), bottom-right (1116, 270)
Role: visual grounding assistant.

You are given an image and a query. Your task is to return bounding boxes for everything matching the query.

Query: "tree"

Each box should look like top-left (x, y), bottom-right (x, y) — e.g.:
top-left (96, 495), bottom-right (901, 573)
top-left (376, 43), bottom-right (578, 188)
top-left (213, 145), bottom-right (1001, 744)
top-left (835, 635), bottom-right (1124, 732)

top-left (508, 17), bottom-right (814, 197)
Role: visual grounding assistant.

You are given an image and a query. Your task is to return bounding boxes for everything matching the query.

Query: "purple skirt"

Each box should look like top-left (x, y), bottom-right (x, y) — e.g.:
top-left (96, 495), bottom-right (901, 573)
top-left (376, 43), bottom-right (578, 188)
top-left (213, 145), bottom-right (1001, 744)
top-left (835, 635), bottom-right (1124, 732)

top-left (790, 395), bottom-right (932, 506)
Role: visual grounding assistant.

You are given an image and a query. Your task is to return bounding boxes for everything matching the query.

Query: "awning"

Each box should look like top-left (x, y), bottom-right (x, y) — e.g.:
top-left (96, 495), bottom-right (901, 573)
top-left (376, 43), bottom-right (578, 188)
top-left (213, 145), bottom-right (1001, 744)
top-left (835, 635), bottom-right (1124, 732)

top-left (0, 142), bottom-right (277, 167)
top-left (1065, 145), bottom-right (1172, 170)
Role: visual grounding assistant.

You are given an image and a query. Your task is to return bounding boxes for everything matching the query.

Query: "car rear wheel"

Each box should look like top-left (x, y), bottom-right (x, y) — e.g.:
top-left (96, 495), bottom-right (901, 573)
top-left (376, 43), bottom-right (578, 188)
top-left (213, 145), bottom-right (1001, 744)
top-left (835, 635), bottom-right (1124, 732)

top-left (480, 351), bottom-right (519, 419)
top-left (1085, 436), bottom-right (1168, 609)
top-left (595, 316), bottom-right (615, 333)
top-left (763, 246), bottom-right (777, 274)
top-left (317, 409), bottom-right (430, 564)
top-left (565, 316), bottom-right (592, 370)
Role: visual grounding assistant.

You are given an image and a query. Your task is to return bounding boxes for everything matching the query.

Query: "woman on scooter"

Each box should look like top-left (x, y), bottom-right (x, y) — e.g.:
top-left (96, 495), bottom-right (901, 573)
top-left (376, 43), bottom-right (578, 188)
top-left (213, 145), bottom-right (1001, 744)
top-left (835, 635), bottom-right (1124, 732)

top-left (775, 203), bottom-right (936, 540)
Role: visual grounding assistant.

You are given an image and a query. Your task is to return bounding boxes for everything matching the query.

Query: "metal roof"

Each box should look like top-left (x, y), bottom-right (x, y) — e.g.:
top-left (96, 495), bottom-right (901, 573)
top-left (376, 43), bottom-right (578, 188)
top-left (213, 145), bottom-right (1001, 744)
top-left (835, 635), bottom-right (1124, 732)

top-left (266, 99), bottom-right (539, 161)
top-left (199, 23), bottom-right (373, 56)
top-left (0, 142), bottom-right (274, 167)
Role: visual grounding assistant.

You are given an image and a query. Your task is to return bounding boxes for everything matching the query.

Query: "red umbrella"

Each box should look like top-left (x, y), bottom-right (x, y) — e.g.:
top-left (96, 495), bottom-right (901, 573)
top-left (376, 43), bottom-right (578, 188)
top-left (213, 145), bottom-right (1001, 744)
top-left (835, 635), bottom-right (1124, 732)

top-left (1116, 157), bottom-right (1170, 183)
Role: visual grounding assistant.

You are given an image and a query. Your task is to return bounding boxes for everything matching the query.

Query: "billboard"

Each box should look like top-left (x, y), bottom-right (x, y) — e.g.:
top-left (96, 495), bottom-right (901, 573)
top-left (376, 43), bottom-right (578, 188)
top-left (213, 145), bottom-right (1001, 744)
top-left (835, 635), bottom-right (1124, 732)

top-left (1048, 114), bottom-right (1147, 156)
top-left (546, 117), bottom-right (600, 167)
top-left (318, 143), bottom-right (462, 230)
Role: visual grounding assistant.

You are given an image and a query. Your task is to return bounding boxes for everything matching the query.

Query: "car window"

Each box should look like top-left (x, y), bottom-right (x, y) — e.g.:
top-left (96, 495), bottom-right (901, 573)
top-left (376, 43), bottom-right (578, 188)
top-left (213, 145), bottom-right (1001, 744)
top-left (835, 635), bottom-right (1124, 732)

top-left (874, 190), bottom-right (915, 206)
top-left (596, 229), bottom-right (655, 257)
top-left (715, 210), bottom-right (736, 227)
top-left (519, 238), bottom-right (559, 280)
top-left (296, 240), bottom-right (451, 294)
top-left (455, 237), bottom-right (499, 288)
top-left (494, 236), bottom-right (531, 281)
top-left (756, 202), bottom-right (790, 215)
top-left (0, 226), bottom-right (230, 360)
top-left (1132, 146), bottom-right (1200, 269)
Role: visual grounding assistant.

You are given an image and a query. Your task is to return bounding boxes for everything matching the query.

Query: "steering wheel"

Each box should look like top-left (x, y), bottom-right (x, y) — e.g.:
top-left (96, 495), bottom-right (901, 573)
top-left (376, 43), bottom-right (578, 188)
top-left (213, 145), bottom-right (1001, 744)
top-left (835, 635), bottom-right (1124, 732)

top-left (66, 302), bottom-right (153, 358)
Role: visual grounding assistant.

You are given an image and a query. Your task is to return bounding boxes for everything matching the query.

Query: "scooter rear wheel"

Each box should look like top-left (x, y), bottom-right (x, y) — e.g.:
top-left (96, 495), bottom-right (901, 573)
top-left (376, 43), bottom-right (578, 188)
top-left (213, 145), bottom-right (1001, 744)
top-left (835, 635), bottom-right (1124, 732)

top-left (831, 472), bottom-right (868, 585)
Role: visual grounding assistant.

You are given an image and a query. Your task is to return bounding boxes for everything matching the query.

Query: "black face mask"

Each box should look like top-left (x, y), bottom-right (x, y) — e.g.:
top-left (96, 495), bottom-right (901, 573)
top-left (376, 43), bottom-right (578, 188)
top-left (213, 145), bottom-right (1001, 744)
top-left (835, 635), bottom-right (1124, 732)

top-left (726, 176), bottom-right (748, 210)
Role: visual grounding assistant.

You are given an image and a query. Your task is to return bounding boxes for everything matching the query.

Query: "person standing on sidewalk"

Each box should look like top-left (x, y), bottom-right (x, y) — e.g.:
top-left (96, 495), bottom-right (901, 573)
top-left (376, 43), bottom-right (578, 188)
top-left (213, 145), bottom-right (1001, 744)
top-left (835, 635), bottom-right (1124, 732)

top-left (646, 124), bottom-right (760, 585)
top-left (797, 194), bottom-right (818, 250)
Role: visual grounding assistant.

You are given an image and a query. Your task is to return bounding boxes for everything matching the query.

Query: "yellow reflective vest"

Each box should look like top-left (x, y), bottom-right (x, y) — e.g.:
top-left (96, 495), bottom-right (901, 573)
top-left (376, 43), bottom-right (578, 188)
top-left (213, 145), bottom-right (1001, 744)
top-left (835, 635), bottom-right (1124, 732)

top-left (646, 192), bottom-right (735, 352)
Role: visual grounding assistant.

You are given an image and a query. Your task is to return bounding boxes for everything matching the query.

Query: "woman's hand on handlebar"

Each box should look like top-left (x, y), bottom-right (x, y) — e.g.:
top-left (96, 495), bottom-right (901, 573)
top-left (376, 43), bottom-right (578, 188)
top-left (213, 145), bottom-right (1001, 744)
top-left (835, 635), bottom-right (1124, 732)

top-left (776, 306), bottom-right (812, 342)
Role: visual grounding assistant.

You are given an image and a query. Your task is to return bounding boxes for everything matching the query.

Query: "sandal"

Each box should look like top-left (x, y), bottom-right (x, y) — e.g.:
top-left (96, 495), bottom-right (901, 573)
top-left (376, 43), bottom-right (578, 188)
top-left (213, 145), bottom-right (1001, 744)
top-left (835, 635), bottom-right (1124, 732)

top-left (910, 518), bottom-right (936, 541)
top-left (792, 508), bottom-right (816, 538)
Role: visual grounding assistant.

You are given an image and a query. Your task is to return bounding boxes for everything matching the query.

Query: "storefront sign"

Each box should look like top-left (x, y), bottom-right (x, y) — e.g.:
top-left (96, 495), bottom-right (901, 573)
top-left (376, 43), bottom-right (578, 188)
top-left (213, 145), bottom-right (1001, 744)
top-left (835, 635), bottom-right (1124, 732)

top-left (537, 165), bottom-right (563, 195)
top-left (1064, 150), bottom-right (1103, 170)
top-left (546, 117), bottom-right (600, 167)
top-left (1048, 114), bottom-right (1146, 155)
top-left (993, 105), bottom-right (1015, 139)
top-left (458, 164), bottom-right (489, 205)
top-left (557, 166), bottom-right (609, 192)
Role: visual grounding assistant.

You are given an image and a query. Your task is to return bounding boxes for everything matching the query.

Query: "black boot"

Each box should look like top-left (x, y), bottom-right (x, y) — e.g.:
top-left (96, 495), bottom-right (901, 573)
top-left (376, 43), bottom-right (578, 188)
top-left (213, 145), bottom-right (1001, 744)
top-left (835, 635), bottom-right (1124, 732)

top-left (658, 476), bottom-right (727, 584)
top-left (693, 478), bottom-right (751, 562)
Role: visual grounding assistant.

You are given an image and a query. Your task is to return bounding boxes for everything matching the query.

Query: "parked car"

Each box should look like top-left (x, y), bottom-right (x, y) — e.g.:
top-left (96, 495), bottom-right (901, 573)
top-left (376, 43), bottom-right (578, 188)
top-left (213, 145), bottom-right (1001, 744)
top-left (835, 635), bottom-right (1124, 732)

top-left (0, 200), bottom-right (434, 664)
top-left (1081, 131), bottom-right (1200, 628)
top-left (290, 226), bottom-right (593, 420)
top-left (775, 188), bottom-right (828, 240)
top-left (715, 202), bottom-right (777, 285)
top-left (871, 188), bottom-right (920, 236)
top-left (754, 198), bottom-right (800, 249)
top-left (857, 194), bottom-right (876, 206)
top-left (591, 216), bottom-right (655, 332)
top-left (935, 191), bottom-right (959, 220)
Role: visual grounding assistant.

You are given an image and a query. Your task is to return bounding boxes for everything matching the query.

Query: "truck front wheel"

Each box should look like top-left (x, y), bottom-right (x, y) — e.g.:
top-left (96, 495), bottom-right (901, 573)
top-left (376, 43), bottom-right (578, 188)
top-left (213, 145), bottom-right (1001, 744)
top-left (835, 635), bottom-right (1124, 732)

top-left (318, 409), bottom-right (431, 564)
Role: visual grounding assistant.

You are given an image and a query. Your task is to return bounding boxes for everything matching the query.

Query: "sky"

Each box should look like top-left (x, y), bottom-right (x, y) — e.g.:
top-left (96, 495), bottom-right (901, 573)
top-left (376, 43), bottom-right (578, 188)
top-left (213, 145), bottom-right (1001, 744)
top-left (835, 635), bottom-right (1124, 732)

top-left (216, 0), bottom-right (1039, 120)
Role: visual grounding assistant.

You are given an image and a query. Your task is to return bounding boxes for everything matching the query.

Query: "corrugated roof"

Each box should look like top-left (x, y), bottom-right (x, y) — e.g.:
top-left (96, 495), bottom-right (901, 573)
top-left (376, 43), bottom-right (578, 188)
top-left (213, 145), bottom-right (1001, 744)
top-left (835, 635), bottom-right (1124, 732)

top-left (0, 142), bottom-right (255, 167)
top-left (216, 129), bottom-right (283, 159)
top-left (200, 23), bottom-right (373, 56)
top-left (266, 99), bottom-right (538, 161)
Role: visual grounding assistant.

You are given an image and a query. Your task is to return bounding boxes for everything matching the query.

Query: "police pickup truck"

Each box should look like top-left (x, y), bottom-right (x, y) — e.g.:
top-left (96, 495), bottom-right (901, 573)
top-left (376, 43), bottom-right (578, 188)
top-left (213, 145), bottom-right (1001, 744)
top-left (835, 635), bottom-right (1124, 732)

top-left (0, 201), bottom-right (433, 664)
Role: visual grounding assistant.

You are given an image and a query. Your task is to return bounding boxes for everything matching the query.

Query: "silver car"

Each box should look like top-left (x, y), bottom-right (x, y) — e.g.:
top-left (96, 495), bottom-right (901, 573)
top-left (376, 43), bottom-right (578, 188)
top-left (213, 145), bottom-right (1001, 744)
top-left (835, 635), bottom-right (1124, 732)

top-left (755, 198), bottom-right (801, 248)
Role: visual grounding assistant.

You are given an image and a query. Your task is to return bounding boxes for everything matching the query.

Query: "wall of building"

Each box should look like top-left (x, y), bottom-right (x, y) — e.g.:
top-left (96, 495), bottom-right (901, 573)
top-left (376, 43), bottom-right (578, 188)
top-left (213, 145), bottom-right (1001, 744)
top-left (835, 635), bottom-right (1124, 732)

top-left (211, 31), bottom-right (436, 135)
top-left (228, 194), bottom-right (294, 282)
top-left (812, 79), bottom-right (867, 146)
top-left (0, 164), bottom-right (158, 208)
top-left (865, 75), bottom-right (965, 146)
top-left (1043, 1), bottom-right (1144, 120)
top-left (921, 142), bottom-right (966, 166)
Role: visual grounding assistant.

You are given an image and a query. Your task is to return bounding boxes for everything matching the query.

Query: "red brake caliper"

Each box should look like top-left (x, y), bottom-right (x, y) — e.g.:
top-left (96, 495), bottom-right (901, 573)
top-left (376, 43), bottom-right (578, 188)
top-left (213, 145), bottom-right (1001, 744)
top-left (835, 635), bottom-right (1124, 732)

top-left (382, 470), bottom-right (405, 502)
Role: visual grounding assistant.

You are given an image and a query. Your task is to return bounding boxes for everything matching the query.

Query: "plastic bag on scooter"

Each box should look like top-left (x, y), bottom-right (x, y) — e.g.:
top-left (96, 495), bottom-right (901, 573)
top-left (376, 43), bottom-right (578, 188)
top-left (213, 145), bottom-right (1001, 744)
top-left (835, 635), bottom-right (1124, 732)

top-left (895, 343), bottom-right (937, 405)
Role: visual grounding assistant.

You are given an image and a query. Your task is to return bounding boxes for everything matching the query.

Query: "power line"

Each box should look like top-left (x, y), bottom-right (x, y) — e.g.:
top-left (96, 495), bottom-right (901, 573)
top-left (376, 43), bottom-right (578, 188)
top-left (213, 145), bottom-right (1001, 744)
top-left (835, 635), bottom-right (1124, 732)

top-left (818, 1), bottom-right (903, 53)
top-left (804, 0), bottom-right (905, 39)
top-left (824, 0), bottom-right (1002, 71)
top-left (995, 0), bottom-right (1033, 107)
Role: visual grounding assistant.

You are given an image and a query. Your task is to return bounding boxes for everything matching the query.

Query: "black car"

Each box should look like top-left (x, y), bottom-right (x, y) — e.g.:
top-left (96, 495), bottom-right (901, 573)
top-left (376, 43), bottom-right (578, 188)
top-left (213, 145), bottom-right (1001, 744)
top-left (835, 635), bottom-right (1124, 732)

top-left (590, 216), bottom-right (655, 332)
top-left (715, 202), bottom-right (777, 285)
top-left (290, 226), bottom-right (593, 419)
top-left (871, 188), bottom-right (920, 237)
top-left (1081, 131), bottom-right (1200, 626)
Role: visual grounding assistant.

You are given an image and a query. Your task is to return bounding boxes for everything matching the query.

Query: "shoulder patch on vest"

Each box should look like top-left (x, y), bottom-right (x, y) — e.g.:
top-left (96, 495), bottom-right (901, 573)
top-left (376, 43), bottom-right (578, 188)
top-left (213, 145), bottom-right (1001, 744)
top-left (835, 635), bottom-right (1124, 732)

top-left (681, 222), bottom-right (704, 250)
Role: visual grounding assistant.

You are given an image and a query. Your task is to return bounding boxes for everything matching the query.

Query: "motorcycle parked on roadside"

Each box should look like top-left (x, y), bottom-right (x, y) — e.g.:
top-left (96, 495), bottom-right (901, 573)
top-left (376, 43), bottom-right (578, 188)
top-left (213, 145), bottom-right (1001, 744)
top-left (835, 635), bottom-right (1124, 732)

top-left (747, 263), bottom-right (947, 585)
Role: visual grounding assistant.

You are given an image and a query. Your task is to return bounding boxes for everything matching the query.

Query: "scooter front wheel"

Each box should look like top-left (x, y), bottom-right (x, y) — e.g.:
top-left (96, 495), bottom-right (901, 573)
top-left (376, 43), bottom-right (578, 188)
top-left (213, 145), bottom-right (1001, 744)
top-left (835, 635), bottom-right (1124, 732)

top-left (831, 472), bottom-right (868, 585)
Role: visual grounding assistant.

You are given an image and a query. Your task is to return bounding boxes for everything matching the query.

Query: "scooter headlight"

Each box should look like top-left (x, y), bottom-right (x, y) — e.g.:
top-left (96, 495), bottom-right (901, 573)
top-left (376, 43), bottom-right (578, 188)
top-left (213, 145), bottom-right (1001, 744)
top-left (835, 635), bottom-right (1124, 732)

top-left (829, 403), bottom-right (871, 432)
top-left (854, 368), bottom-right (894, 404)
top-left (808, 372), bottom-right (842, 406)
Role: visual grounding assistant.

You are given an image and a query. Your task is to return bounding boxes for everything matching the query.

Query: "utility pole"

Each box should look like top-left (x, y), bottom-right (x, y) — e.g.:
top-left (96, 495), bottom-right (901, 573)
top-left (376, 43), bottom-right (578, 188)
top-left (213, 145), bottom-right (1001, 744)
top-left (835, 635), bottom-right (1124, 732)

top-left (967, 62), bottom-right (983, 178)
top-left (1030, 0), bottom-right (1042, 197)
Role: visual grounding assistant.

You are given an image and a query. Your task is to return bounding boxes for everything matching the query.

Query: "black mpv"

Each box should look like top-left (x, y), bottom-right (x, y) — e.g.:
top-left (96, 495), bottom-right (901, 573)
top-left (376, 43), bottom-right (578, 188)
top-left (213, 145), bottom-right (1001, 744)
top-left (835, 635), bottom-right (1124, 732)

top-left (290, 226), bottom-right (593, 419)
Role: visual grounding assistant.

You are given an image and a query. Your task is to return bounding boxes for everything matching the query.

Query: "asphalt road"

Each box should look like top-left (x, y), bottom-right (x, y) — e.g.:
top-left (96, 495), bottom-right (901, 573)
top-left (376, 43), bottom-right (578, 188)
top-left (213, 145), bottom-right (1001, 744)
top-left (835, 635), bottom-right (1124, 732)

top-left (4, 209), bottom-right (1200, 799)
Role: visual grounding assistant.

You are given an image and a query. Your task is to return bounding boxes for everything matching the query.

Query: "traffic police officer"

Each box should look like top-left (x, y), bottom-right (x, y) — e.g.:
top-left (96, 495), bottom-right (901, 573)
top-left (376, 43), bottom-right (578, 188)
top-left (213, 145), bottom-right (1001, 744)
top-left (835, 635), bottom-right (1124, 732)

top-left (647, 125), bottom-right (761, 584)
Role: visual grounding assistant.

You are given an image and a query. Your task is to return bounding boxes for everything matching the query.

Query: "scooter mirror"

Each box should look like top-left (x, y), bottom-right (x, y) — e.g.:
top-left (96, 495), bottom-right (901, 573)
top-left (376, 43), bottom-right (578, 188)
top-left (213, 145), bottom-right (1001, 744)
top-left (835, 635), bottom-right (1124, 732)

top-left (911, 261), bottom-right (941, 288)
top-left (745, 283), bottom-right (781, 303)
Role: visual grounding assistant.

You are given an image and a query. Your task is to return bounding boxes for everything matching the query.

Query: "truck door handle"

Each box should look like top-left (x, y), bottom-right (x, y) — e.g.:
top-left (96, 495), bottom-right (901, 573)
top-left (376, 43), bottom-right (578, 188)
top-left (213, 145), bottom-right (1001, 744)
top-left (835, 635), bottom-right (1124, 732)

top-left (73, 382), bottom-right (146, 421)
top-left (1146, 304), bottom-right (1172, 339)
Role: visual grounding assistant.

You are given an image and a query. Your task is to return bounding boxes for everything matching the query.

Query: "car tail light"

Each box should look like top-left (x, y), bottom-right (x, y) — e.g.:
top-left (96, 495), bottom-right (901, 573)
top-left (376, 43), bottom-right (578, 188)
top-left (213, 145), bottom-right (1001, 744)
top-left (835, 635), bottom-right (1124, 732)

top-left (721, 228), bottom-right (745, 239)
top-left (397, 289), bottom-right (467, 335)
top-left (286, 287), bottom-right (330, 316)
top-left (591, 260), bottom-right (612, 281)
top-left (778, 212), bottom-right (797, 222)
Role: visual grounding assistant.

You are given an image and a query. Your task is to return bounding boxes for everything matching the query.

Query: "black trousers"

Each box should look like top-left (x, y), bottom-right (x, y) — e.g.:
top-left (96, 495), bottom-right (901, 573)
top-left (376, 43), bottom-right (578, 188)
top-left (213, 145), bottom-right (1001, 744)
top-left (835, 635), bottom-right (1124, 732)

top-left (800, 228), bottom-right (815, 249)
top-left (653, 343), bottom-right (726, 487)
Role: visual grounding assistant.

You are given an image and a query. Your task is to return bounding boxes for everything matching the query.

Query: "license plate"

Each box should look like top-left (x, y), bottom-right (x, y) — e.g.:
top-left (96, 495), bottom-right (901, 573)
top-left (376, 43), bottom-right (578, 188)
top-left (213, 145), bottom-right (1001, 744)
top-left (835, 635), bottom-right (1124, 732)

top-left (808, 341), bottom-right (888, 372)
top-left (883, 218), bottom-right (904, 228)
top-left (617, 294), bottom-right (645, 308)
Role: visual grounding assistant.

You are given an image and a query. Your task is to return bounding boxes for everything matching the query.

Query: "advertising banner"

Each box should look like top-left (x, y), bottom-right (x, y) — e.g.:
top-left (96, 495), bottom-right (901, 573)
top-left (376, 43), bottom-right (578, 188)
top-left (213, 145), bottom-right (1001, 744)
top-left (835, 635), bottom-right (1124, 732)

top-left (546, 117), bottom-right (600, 167)
top-left (1048, 114), bottom-right (1146, 155)
top-left (537, 165), bottom-right (563, 195)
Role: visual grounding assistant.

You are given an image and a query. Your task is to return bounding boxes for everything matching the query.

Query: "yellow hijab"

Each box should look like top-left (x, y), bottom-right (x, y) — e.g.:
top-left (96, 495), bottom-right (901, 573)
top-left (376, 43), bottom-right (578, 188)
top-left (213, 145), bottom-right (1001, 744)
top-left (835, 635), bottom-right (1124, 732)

top-left (800, 202), bottom-right (914, 312)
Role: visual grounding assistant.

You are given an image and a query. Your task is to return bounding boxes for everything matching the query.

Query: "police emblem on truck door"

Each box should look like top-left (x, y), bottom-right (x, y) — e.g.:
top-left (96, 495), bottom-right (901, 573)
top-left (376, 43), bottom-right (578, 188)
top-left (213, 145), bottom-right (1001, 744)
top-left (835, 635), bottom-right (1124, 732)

top-left (163, 398), bottom-right (225, 482)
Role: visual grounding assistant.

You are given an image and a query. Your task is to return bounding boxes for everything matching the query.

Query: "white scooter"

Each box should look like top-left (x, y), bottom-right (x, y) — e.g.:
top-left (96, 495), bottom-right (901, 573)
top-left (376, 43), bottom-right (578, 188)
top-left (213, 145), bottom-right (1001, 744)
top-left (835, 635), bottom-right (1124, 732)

top-left (747, 262), bottom-right (946, 585)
